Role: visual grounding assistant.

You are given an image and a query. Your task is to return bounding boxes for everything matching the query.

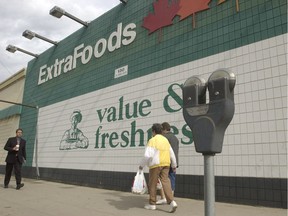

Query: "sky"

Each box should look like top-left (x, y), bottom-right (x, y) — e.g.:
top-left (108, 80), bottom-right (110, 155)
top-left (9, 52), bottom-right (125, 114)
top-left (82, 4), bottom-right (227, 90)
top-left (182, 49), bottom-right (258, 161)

top-left (0, 0), bottom-right (121, 83)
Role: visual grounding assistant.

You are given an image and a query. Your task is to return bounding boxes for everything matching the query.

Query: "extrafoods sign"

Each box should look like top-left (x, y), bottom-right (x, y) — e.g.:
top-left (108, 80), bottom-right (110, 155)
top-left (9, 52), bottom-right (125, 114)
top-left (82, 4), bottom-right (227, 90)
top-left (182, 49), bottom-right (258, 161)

top-left (38, 23), bottom-right (137, 85)
top-left (37, 0), bottom-right (239, 85)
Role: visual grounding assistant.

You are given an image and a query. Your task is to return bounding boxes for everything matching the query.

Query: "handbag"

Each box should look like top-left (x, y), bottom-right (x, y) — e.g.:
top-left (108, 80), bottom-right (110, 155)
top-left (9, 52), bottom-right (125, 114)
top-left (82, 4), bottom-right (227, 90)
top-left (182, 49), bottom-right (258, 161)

top-left (131, 170), bottom-right (148, 194)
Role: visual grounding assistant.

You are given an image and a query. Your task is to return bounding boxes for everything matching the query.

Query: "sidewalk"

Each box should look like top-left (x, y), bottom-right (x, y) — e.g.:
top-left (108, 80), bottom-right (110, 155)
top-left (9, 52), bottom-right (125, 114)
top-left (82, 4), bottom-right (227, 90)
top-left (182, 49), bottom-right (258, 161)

top-left (0, 176), bottom-right (286, 216)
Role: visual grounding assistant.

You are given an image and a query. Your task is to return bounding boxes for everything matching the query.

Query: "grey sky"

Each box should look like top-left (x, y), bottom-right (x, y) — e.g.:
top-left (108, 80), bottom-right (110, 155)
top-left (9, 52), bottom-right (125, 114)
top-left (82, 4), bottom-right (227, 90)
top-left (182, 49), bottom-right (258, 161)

top-left (0, 0), bottom-right (120, 83)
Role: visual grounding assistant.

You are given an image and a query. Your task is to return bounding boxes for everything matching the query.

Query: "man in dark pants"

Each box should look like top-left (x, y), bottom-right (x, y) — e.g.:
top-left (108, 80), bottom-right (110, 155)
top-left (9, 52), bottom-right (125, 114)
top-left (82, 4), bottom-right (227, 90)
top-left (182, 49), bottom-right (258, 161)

top-left (4, 128), bottom-right (26, 190)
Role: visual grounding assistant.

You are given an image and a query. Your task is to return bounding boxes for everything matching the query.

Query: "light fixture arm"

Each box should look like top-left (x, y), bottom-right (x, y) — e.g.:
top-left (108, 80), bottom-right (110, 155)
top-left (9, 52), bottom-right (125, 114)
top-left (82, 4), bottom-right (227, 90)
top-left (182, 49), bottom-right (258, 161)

top-left (14, 47), bottom-right (39, 58)
top-left (64, 11), bottom-right (89, 27)
top-left (50, 6), bottom-right (88, 27)
top-left (6, 45), bottom-right (39, 58)
top-left (23, 30), bottom-right (58, 45)
top-left (35, 33), bottom-right (58, 45)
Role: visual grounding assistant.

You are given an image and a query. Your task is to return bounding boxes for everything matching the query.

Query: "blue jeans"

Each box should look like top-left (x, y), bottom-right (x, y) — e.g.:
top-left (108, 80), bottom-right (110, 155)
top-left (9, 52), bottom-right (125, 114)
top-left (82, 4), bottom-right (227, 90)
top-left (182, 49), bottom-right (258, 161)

top-left (169, 167), bottom-right (176, 191)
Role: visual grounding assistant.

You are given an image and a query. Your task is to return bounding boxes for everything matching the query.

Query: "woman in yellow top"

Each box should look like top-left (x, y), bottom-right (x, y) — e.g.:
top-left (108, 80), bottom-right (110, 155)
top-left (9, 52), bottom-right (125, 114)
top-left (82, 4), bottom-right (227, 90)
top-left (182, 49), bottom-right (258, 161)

top-left (139, 123), bottom-right (177, 213)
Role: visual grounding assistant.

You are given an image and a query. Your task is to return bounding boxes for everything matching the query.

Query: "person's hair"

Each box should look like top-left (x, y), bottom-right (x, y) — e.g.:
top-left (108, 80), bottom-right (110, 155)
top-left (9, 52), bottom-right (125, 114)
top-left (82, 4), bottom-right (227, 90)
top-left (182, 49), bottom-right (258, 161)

top-left (70, 110), bottom-right (82, 123)
top-left (16, 128), bottom-right (23, 133)
top-left (161, 122), bottom-right (171, 131)
top-left (152, 123), bottom-right (162, 134)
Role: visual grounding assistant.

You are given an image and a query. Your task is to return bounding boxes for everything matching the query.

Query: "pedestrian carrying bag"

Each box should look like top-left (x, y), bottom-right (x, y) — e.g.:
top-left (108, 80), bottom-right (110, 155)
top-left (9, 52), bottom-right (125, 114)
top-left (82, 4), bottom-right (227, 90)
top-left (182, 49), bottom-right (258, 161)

top-left (131, 170), bottom-right (148, 194)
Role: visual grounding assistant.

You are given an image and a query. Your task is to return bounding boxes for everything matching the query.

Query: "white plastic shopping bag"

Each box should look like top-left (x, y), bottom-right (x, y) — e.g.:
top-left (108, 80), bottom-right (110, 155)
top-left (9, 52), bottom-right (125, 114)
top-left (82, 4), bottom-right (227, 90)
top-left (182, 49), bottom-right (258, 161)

top-left (131, 170), bottom-right (148, 194)
top-left (156, 178), bottom-right (162, 190)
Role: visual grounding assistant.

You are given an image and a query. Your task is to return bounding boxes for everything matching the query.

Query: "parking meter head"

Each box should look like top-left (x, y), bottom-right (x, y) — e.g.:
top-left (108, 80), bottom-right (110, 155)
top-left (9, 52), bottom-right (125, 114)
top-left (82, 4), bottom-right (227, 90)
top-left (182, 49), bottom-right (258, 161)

top-left (183, 76), bottom-right (207, 107)
top-left (209, 69), bottom-right (236, 91)
top-left (208, 69), bottom-right (236, 102)
top-left (182, 69), bottom-right (236, 155)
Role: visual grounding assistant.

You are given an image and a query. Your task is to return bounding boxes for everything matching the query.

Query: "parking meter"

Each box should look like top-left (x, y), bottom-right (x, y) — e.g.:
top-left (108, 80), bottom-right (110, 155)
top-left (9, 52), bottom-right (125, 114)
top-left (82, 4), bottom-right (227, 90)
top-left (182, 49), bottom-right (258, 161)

top-left (182, 69), bottom-right (236, 155)
top-left (182, 69), bottom-right (236, 216)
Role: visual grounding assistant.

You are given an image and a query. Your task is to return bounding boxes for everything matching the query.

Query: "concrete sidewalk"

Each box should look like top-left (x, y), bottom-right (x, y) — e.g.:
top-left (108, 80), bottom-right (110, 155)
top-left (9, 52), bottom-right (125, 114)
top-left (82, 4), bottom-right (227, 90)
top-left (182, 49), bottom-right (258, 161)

top-left (0, 177), bottom-right (286, 216)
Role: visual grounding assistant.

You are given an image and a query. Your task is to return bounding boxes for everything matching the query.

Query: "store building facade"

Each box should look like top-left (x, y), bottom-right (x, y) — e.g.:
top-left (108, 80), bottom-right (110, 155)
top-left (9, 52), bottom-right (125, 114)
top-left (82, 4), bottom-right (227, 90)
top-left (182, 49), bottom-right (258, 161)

top-left (1, 0), bottom-right (286, 208)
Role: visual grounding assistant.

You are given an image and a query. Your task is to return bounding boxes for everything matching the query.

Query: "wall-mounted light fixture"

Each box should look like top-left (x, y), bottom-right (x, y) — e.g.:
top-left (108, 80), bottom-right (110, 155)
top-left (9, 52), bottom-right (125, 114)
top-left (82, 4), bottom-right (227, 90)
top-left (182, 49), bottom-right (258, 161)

top-left (22, 30), bottom-right (58, 45)
top-left (6, 45), bottom-right (39, 58)
top-left (49, 6), bottom-right (88, 27)
top-left (120, 0), bottom-right (128, 4)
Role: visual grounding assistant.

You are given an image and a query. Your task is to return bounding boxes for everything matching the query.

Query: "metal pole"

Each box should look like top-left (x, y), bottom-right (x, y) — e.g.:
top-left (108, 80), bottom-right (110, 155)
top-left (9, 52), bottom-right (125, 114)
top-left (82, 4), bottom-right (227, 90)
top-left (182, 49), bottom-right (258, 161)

top-left (34, 107), bottom-right (40, 178)
top-left (0, 99), bottom-right (37, 109)
top-left (65, 12), bottom-right (88, 27)
top-left (204, 155), bottom-right (215, 216)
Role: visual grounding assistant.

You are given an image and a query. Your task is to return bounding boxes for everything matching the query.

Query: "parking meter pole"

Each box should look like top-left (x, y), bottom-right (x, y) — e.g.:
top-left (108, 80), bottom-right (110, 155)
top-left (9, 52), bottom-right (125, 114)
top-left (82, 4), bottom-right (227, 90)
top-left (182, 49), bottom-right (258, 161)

top-left (204, 155), bottom-right (215, 216)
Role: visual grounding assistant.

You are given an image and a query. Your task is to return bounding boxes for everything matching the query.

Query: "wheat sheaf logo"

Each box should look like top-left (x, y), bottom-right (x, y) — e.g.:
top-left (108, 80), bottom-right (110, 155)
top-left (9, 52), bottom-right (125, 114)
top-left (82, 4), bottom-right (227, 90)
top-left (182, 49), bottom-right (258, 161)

top-left (142, 0), bottom-right (239, 41)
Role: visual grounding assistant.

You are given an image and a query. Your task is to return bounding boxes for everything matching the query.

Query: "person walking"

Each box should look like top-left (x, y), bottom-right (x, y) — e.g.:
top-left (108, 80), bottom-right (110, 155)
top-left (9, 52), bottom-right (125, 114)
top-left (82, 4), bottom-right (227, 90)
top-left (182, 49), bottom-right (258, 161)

top-left (139, 123), bottom-right (178, 213)
top-left (4, 128), bottom-right (27, 190)
top-left (157, 122), bottom-right (179, 205)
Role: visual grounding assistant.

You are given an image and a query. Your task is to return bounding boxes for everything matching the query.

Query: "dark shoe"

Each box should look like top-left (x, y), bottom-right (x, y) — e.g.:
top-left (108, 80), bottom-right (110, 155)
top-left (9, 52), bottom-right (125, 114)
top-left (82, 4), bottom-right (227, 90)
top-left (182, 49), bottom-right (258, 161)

top-left (16, 183), bottom-right (24, 190)
top-left (4, 185), bottom-right (8, 188)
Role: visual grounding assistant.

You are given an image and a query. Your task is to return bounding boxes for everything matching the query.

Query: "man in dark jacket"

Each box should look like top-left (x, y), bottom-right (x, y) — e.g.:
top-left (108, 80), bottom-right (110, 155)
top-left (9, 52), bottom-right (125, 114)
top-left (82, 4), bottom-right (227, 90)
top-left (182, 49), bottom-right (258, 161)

top-left (4, 128), bottom-right (26, 190)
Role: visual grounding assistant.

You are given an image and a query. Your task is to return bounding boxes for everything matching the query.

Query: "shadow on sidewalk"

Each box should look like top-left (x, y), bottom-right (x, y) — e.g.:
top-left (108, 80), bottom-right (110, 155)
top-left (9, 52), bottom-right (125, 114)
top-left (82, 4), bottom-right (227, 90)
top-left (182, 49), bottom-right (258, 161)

top-left (105, 192), bottom-right (148, 210)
